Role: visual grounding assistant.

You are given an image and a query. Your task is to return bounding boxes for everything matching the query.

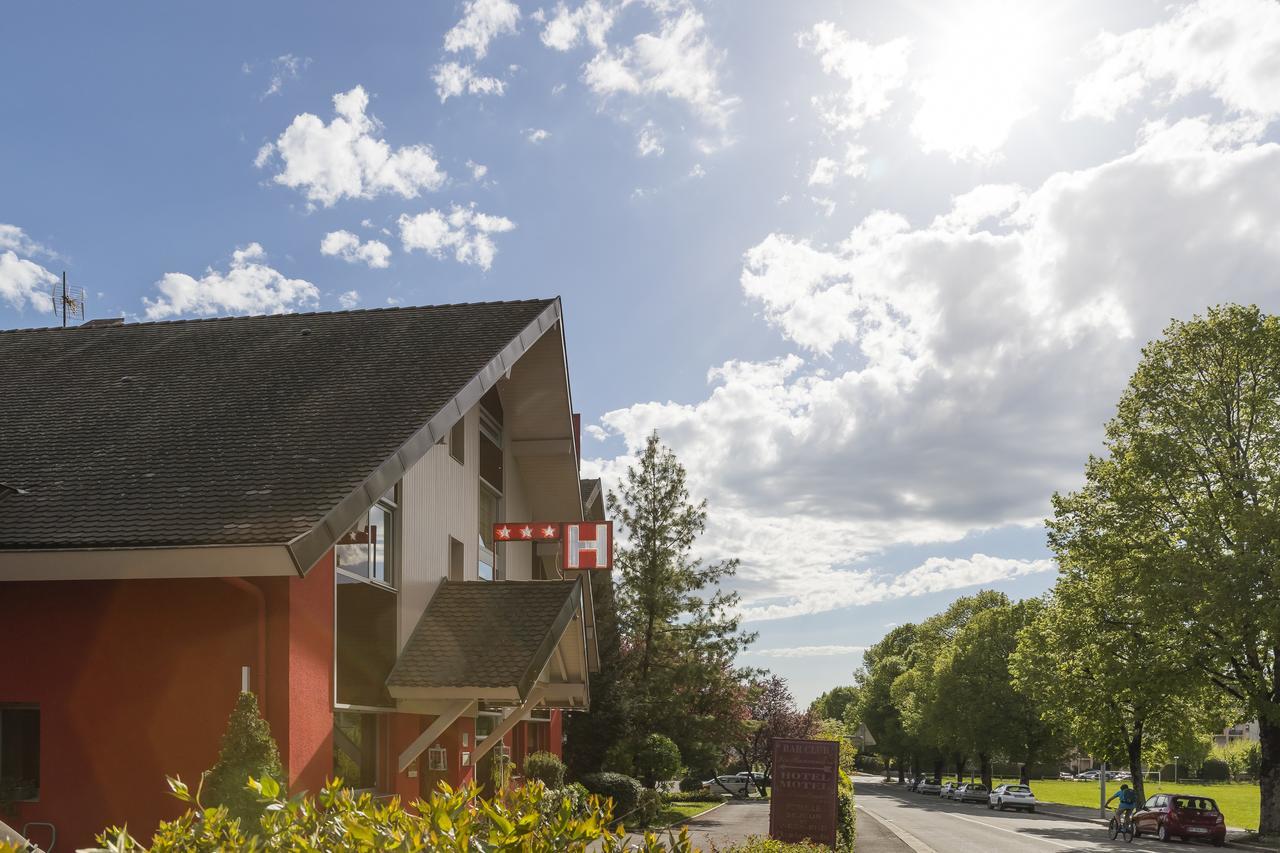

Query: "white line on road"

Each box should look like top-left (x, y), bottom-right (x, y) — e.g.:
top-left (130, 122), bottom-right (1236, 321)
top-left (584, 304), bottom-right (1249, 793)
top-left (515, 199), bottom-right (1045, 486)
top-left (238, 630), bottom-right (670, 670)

top-left (944, 810), bottom-right (1076, 848)
top-left (857, 803), bottom-right (941, 853)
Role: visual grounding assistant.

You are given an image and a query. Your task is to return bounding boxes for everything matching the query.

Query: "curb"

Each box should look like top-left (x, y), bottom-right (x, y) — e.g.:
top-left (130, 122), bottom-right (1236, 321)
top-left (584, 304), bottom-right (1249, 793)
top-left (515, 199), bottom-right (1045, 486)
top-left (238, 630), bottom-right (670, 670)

top-left (664, 800), bottom-right (728, 829)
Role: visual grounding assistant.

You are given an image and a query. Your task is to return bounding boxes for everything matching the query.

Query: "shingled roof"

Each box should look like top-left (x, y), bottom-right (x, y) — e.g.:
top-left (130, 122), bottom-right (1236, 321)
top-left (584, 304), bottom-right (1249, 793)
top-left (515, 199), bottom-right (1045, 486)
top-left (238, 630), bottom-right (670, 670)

top-left (0, 299), bottom-right (559, 569)
top-left (388, 578), bottom-right (583, 698)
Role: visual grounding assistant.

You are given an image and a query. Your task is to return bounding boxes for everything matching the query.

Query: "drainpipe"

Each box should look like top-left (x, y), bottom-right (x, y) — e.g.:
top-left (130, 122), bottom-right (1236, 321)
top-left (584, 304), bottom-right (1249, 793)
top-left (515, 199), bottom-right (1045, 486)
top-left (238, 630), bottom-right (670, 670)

top-left (221, 577), bottom-right (267, 713)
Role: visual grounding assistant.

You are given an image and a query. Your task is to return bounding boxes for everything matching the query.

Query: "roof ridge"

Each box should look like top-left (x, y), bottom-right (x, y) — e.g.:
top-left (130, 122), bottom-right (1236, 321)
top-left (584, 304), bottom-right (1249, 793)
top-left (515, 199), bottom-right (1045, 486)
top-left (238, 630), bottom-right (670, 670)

top-left (0, 298), bottom-right (558, 334)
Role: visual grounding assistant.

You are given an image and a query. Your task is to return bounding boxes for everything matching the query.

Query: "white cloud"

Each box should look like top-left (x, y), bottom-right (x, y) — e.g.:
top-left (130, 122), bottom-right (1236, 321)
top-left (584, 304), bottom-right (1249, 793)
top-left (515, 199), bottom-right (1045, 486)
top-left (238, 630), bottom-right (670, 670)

top-left (748, 645), bottom-right (868, 658)
top-left (467, 159), bottom-right (489, 180)
top-left (262, 54), bottom-right (310, 98)
top-left (541, 0), bottom-right (617, 51)
top-left (808, 157), bottom-right (838, 187)
top-left (432, 62), bottom-right (506, 102)
top-left (636, 121), bottom-right (664, 157)
top-left (143, 244), bottom-right (319, 320)
top-left (800, 22), bottom-right (910, 133)
top-left (257, 86), bottom-right (446, 208)
top-left (1071, 0), bottom-right (1280, 122)
top-left (0, 224), bottom-right (58, 311)
top-left (582, 4), bottom-right (738, 129)
top-left (587, 117), bottom-right (1280, 621)
top-left (320, 230), bottom-right (392, 269)
top-left (444, 0), bottom-right (521, 59)
top-left (338, 289), bottom-right (360, 309)
top-left (526, 127), bottom-right (551, 143)
top-left (398, 205), bottom-right (516, 270)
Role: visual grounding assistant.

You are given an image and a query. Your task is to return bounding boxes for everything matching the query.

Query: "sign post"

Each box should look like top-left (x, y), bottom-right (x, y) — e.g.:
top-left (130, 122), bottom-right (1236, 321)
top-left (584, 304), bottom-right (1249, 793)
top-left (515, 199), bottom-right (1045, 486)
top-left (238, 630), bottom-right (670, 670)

top-left (769, 738), bottom-right (840, 847)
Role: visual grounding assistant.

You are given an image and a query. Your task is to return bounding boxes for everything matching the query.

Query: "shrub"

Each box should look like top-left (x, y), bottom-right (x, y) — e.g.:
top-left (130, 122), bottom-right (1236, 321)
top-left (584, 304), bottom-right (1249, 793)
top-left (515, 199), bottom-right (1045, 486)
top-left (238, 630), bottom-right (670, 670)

top-left (204, 692), bottom-right (284, 825)
top-left (662, 789), bottom-right (721, 804)
top-left (54, 776), bottom-right (698, 853)
top-left (634, 734), bottom-right (683, 788)
top-left (636, 788), bottom-right (662, 826)
top-left (678, 776), bottom-right (704, 793)
top-left (720, 838), bottom-right (832, 852)
top-left (539, 781), bottom-right (592, 821)
top-left (836, 785), bottom-right (855, 852)
top-left (1201, 758), bottom-right (1231, 781)
top-left (525, 751), bottom-right (567, 789)
top-left (580, 772), bottom-right (644, 823)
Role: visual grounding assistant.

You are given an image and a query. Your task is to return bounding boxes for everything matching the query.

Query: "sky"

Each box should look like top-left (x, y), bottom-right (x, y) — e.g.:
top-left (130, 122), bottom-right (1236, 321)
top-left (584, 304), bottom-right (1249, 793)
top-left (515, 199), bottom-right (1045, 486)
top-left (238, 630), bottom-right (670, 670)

top-left (4, 0), bottom-right (1280, 705)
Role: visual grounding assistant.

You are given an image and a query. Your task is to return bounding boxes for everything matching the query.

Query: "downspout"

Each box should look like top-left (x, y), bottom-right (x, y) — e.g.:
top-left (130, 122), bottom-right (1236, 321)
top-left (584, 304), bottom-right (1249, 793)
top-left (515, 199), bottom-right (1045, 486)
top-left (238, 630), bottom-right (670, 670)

top-left (222, 577), bottom-right (267, 713)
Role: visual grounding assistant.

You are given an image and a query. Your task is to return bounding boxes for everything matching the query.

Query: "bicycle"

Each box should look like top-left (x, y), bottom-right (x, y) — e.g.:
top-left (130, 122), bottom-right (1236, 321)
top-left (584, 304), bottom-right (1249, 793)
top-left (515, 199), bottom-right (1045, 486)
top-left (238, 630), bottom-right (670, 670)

top-left (1108, 808), bottom-right (1135, 843)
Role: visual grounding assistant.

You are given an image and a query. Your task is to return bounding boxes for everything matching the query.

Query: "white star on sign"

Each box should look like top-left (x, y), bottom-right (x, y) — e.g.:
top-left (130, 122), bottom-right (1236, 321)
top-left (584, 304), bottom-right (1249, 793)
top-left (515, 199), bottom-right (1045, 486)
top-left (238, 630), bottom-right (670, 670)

top-left (520, 526), bottom-right (534, 539)
top-left (496, 526), bottom-right (511, 540)
top-left (542, 525), bottom-right (557, 538)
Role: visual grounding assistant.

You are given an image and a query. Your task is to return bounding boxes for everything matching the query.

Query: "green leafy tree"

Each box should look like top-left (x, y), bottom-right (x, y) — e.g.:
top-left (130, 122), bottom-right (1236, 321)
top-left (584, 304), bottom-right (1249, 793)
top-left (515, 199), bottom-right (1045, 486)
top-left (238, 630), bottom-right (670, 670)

top-left (855, 624), bottom-right (927, 779)
top-left (634, 734), bottom-right (683, 788)
top-left (204, 692), bottom-right (285, 825)
top-left (609, 433), bottom-right (756, 776)
top-left (730, 671), bottom-right (813, 790)
top-left (1045, 305), bottom-right (1280, 824)
top-left (810, 686), bottom-right (859, 722)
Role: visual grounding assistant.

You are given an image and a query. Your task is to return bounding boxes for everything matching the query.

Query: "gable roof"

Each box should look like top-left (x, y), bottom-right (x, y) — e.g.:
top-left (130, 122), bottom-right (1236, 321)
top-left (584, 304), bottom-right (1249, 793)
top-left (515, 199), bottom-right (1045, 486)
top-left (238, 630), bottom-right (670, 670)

top-left (387, 578), bottom-right (583, 699)
top-left (0, 299), bottom-right (561, 572)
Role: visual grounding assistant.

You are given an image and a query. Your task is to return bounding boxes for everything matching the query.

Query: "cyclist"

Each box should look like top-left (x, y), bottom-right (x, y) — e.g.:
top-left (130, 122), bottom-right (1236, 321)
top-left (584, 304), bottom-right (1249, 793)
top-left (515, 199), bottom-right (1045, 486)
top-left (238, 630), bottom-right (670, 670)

top-left (1107, 783), bottom-right (1138, 832)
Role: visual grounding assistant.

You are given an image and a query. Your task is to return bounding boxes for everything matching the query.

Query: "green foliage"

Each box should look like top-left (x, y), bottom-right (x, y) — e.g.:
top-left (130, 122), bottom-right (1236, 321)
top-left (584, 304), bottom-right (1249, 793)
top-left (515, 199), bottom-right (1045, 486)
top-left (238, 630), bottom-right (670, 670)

top-left (537, 782), bottom-right (591, 821)
top-left (203, 692), bottom-right (285, 825)
top-left (71, 776), bottom-right (694, 852)
top-left (678, 776), bottom-right (705, 793)
top-left (812, 718), bottom-right (858, 777)
top-left (524, 751), bottom-right (567, 789)
top-left (731, 671), bottom-right (813, 783)
top-left (634, 734), bottom-right (683, 788)
top-left (635, 788), bottom-right (662, 826)
top-left (1214, 740), bottom-right (1262, 780)
top-left (580, 772), bottom-right (643, 822)
top-left (719, 838), bottom-right (832, 853)
top-left (661, 789), bottom-right (722, 803)
top-left (810, 686), bottom-right (860, 723)
top-left (1202, 758), bottom-right (1232, 782)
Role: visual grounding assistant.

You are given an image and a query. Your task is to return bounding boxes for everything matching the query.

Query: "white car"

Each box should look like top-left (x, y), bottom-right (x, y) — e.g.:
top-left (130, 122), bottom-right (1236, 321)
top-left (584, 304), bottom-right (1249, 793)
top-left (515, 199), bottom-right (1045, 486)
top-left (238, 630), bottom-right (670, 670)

top-left (988, 783), bottom-right (1038, 812)
top-left (703, 774), bottom-right (758, 797)
top-left (918, 779), bottom-right (942, 795)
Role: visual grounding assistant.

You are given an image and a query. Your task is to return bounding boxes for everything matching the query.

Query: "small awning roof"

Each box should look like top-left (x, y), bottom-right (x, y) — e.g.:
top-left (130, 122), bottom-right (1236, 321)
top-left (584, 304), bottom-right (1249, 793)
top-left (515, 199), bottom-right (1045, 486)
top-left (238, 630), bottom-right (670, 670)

top-left (387, 577), bottom-right (591, 710)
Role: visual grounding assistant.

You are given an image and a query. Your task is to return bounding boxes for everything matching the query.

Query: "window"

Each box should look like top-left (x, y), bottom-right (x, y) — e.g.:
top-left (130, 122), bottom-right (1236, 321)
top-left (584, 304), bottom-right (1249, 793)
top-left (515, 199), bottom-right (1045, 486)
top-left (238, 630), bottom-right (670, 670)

top-left (449, 536), bottom-right (464, 582)
top-left (449, 419), bottom-right (465, 464)
top-left (0, 706), bottom-right (39, 801)
top-left (478, 488), bottom-right (498, 581)
top-left (333, 711), bottom-right (379, 791)
top-left (336, 487), bottom-right (397, 587)
top-left (335, 486), bottom-right (398, 708)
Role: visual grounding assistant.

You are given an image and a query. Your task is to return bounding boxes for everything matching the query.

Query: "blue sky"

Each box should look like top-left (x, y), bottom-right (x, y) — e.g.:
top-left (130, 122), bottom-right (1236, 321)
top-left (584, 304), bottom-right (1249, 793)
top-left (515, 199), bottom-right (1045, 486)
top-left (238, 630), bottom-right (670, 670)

top-left (5, 0), bottom-right (1280, 704)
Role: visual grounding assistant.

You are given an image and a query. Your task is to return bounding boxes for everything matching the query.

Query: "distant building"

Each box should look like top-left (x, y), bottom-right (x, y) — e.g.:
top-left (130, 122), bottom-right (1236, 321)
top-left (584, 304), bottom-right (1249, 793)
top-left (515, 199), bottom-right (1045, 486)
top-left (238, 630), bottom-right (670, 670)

top-left (1213, 721), bottom-right (1260, 749)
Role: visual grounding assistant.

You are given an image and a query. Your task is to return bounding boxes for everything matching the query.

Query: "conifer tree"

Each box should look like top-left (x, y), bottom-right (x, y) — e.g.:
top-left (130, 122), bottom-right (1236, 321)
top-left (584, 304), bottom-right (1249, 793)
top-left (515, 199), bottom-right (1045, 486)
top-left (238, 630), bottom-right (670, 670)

top-left (205, 691), bottom-right (285, 824)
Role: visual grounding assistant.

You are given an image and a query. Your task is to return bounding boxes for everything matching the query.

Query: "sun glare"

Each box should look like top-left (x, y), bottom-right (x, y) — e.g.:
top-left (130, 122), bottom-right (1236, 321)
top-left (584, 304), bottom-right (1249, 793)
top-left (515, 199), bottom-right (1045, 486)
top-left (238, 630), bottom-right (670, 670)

top-left (911, 0), bottom-right (1055, 160)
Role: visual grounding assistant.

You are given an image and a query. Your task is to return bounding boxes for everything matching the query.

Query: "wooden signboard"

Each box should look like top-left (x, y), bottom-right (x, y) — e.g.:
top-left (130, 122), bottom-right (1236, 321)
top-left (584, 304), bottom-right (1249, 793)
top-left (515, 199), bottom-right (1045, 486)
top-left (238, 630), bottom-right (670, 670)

top-left (769, 738), bottom-right (840, 847)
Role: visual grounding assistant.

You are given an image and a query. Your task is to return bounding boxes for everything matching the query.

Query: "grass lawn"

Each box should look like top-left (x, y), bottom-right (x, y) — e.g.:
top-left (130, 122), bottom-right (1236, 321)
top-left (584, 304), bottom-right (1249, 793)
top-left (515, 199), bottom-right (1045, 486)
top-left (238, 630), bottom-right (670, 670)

top-left (996, 779), bottom-right (1261, 831)
top-left (652, 800), bottom-right (721, 828)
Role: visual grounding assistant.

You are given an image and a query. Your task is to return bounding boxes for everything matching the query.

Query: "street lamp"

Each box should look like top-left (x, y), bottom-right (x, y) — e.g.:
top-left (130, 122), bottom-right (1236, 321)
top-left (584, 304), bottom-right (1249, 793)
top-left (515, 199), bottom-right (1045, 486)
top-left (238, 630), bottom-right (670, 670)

top-left (1174, 756), bottom-right (1180, 785)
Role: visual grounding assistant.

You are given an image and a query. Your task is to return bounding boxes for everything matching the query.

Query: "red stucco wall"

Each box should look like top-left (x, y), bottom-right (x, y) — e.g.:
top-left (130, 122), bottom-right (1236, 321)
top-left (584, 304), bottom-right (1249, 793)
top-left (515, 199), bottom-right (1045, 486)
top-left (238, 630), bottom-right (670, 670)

top-left (0, 555), bottom-right (336, 849)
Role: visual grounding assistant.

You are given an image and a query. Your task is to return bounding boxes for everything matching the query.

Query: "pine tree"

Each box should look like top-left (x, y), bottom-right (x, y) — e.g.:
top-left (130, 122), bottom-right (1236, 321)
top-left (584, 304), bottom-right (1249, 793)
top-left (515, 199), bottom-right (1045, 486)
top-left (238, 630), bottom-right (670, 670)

top-left (204, 691), bottom-right (285, 825)
top-left (610, 432), bottom-right (755, 776)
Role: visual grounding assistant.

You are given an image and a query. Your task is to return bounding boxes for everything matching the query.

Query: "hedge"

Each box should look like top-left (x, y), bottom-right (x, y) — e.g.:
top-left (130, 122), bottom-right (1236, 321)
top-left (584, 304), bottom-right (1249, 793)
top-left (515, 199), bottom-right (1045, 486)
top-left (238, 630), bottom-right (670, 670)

top-left (579, 772), bottom-right (644, 823)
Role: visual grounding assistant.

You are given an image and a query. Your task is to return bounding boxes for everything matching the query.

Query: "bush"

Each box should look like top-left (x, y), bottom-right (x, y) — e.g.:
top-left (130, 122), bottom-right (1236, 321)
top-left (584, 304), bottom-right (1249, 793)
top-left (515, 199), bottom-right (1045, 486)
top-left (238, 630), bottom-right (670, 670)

top-left (539, 782), bottom-right (591, 820)
top-left (636, 788), bottom-right (662, 826)
top-left (662, 789), bottom-right (721, 804)
top-left (204, 692), bottom-right (284, 825)
top-left (52, 776), bottom-right (697, 853)
top-left (678, 776), bottom-right (704, 793)
top-left (836, 785), bottom-right (855, 852)
top-left (1201, 758), bottom-right (1231, 781)
top-left (634, 734), bottom-right (683, 788)
top-left (525, 751), bottom-right (567, 789)
top-left (720, 838), bottom-right (832, 852)
top-left (580, 772), bottom-right (644, 823)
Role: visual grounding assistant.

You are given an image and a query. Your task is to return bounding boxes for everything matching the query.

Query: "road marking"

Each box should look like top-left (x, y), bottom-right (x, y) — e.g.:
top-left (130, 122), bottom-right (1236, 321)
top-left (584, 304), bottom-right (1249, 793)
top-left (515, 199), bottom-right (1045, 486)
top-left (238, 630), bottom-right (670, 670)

top-left (944, 810), bottom-right (1077, 848)
top-left (857, 803), bottom-right (941, 853)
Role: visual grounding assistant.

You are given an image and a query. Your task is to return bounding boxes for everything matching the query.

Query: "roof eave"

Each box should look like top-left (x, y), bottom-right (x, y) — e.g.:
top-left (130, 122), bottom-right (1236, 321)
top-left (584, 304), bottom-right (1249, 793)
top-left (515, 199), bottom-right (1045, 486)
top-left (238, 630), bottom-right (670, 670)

top-left (286, 298), bottom-right (564, 575)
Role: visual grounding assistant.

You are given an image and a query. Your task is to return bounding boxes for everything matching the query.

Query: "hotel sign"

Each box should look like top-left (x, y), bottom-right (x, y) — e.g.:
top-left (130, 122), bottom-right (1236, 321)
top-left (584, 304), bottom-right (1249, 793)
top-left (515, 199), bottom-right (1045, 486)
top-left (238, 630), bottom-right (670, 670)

top-left (769, 738), bottom-right (839, 847)
top-left (492, 521), bottom-right (613, 570)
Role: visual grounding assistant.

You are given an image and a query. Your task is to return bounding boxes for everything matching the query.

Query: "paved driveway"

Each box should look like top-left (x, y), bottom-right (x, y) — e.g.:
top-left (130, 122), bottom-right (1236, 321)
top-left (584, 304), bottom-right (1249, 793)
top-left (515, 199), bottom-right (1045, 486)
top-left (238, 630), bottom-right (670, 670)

top-left (603, 799), bottom-right (770, 850)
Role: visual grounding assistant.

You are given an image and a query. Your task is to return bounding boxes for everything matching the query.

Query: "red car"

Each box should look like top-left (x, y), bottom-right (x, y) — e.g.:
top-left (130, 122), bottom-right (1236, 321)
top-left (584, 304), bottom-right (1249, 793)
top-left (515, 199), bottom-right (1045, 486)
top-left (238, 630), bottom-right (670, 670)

top-left (1133, 793), bottom-right (1226, 846)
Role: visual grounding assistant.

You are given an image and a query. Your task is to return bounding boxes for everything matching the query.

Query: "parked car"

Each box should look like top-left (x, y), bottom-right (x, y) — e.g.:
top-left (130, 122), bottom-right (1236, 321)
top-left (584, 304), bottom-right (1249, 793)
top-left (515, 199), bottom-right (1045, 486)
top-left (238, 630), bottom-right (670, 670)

top-left (703, 774), bottom-right (758, 797)
top-left (918, 779), bottom-right (942, 795)
top-left (1134, 793), bottom-right (1225, 846)
top-left (989, 783), bottom-right (1038, 812)
top-left (1058, 771), bottom-right (1076, 780)
top-left (1077, 769), bottom-right (1101, 781)
top-left (940, 781), bottom-right (960, 799)
top-left (1107, 770), bottom-right (1131, 780)
top-left (957, 783), bottom-right (989, 804)
top-left (907, 776), bottom-right (923, 792)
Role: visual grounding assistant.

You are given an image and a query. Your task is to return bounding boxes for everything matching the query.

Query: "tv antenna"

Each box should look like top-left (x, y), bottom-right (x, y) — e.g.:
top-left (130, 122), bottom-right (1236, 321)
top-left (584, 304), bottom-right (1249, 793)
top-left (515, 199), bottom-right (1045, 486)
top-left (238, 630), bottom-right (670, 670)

top-left (51, 272), bottom-right (86, 327)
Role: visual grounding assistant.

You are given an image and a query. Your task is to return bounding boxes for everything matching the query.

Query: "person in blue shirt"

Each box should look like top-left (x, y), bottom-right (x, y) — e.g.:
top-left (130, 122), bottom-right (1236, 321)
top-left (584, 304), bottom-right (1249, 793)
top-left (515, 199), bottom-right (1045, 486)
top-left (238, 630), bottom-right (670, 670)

top-left (1107, 784), bottom-right (1138, 822)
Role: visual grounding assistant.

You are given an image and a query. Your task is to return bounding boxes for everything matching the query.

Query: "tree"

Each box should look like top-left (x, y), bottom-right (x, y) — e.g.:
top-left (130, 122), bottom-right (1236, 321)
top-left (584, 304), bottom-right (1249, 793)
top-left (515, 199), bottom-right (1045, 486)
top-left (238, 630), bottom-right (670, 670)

top-left (564, 567), bottom-right (631, 777)
top-left (855, 624), bottom-right (927, 779)
top-left (810, 686), bottom-right (859, 722)
top-left (1046, 305), bottom-right (1280, 826)
top-left (634, 734), bottom-right (683, 788)
top-left (609, 433), bottom-right (756, 775)
top-left (205, 692), bottom-right (285, 824)
top-left (731, 671), bottom-right (813, 790)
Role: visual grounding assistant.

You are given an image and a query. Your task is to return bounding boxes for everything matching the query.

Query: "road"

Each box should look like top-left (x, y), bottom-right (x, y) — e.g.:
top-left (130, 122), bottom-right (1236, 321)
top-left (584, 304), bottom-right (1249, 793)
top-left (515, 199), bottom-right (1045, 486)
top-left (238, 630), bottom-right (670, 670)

top-left (856, 777), bottom-right (1220, 853)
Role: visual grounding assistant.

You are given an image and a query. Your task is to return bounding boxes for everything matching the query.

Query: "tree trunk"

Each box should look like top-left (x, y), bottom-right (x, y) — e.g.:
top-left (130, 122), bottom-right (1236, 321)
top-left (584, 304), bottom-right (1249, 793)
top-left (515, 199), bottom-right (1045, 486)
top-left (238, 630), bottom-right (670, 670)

top-left (980, 753), bottom-right (992, 789)
top-left (1259, 716), bottom-right (1280, 834)
top-left (954, 753), bottom-right (966, 782)
top-left (1128, 721), bottom-right (1145, 804)
top-left (933, 758), bottom-right (944, 780)
top-left (1019, 762), bottom-right (1030, 785)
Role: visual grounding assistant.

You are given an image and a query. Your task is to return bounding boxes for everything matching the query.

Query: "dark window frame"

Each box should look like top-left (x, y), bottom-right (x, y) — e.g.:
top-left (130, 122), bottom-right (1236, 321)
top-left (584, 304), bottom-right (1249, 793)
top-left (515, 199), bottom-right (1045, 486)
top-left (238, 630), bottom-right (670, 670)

top-left (0, 704), bottom-right (40, 802)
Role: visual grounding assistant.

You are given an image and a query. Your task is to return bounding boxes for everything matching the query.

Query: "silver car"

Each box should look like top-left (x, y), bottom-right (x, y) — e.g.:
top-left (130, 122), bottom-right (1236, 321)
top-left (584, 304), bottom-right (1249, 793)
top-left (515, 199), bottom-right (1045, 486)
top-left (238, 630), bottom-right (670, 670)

top-left (940, 781), bottom-right (960, 799)
top-left (988, 783), bottom-right (1038, 812)
top-left (957, 783), bottom-right (989, 804)
top-left (703, 774), bottom-right (757, 797)
top-left (918, 778), bottom-right (942, 795)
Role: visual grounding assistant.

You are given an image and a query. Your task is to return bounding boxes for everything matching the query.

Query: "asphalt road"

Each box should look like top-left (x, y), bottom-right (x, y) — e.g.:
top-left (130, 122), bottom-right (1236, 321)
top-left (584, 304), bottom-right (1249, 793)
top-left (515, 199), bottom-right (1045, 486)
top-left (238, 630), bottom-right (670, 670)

top-left (856, 778), bottom-right (1225, 853)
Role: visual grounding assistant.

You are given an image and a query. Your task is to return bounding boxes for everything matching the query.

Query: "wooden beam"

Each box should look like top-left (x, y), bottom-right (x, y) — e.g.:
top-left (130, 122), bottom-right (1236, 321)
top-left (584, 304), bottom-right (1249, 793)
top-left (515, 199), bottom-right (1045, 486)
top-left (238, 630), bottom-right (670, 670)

top-left (467, 687), bottom-right (545, 766)
top-left (398, 699), bottom-right (475, 773)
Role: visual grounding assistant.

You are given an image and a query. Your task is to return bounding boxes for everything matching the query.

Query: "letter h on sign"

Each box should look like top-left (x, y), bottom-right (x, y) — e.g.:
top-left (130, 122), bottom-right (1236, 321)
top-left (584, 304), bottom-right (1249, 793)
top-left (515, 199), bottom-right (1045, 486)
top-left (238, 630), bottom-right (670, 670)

top-left (562, 522), bottom-right (613, 570)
